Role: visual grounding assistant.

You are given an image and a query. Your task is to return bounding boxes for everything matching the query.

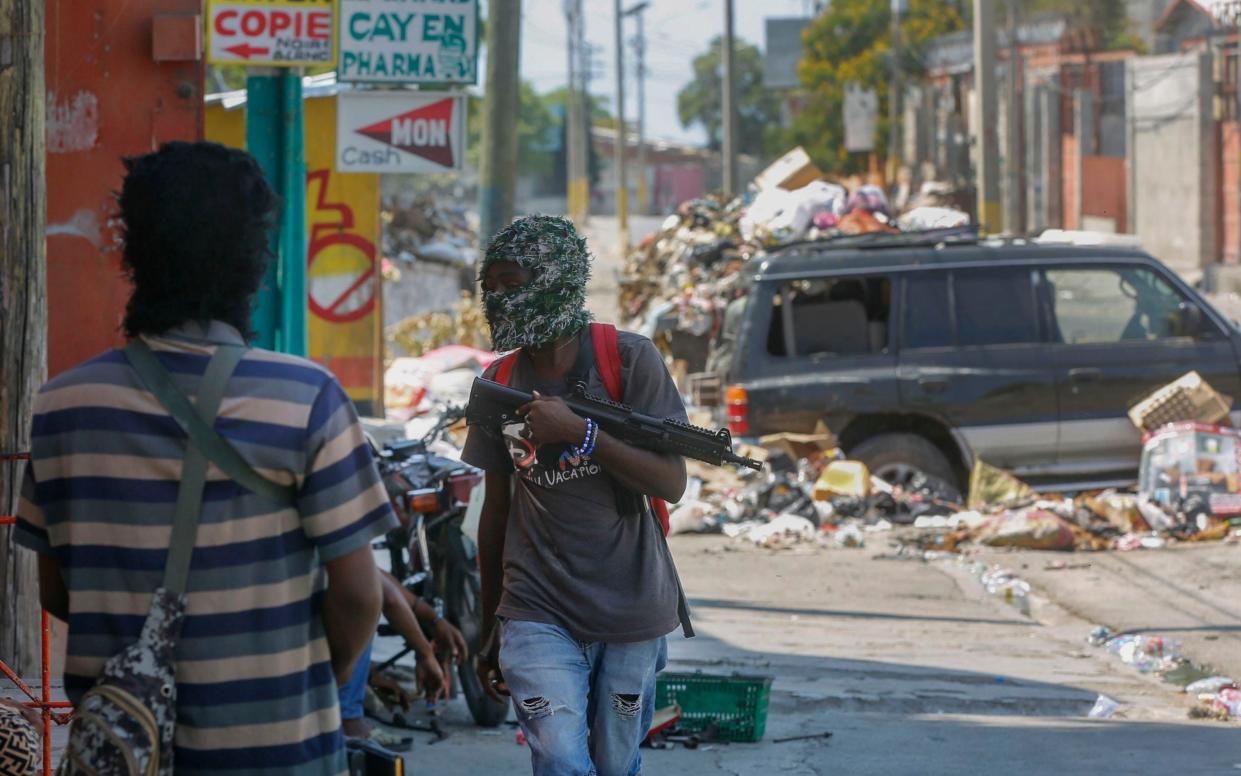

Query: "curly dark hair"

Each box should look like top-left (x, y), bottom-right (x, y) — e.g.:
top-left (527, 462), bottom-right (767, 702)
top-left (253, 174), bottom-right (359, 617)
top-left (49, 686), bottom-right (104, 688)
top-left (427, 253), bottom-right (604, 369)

top-left (119, 141), bottom-right (280, 340)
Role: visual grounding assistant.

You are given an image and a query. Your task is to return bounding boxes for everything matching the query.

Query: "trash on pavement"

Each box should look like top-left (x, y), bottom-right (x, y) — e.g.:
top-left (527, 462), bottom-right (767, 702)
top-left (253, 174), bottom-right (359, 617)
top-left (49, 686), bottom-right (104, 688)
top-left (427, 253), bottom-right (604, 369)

top-left (1087, 694), bottom-right (1120, 719)
top-left (383, 344), bottom-right (496, 420)
top-left (1184, 676), bottom-right (1237, 695)
top-left (669, 500), bottom-right (722, 536)
top-left (759, 422), bottom-right (838, 462)
top-left (832, 523), bottom-right (866, 548)
top-left (1128, 371), bottom-right (1232, 432)
top-left (1103, 634), bottom-right (1182, 673)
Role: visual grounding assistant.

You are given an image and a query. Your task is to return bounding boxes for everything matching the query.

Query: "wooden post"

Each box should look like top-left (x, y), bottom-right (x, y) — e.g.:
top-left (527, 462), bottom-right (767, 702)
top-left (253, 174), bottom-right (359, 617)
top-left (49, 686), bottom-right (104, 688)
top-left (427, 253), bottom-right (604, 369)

top-left (0, 0), bottom-right (48, 680)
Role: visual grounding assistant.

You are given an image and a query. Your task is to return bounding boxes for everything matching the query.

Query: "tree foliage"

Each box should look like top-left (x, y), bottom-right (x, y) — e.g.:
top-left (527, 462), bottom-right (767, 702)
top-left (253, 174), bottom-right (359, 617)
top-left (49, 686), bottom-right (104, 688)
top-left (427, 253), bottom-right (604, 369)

top-left (788, 0), bottom-right (966, 175)
top-left (465, 81), bottom-right (558, 176)
top-left (677, 36), bottom-right (784, 157)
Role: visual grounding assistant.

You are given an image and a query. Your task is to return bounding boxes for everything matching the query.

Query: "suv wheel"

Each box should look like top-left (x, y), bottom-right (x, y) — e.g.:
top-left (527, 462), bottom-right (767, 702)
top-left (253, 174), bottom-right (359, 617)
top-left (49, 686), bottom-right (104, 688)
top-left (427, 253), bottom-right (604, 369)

top-left (849, 433), bottom-right (963, 504)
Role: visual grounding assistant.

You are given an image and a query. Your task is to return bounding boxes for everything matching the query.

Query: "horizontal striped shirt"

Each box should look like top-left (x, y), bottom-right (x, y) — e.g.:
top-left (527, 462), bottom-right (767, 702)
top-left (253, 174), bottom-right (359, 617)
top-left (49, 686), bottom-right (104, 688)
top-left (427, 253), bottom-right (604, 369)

top-left (16, 321), bottom-right (397, 775)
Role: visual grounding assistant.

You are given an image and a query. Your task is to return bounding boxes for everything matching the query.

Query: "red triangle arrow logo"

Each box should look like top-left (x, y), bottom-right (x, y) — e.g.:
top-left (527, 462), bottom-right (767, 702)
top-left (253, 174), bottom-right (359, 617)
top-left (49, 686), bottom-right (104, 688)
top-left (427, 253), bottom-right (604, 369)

top-left (355, 98), bottom-right (455, 168)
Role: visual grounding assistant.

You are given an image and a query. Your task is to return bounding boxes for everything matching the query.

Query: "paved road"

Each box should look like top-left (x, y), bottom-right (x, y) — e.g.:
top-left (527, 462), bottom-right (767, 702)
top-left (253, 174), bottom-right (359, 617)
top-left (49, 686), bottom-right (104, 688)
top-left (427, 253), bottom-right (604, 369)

top-left (389, 537), bottom-right (1241, 774)
top-left (579, 215), bottom-right (667, 326)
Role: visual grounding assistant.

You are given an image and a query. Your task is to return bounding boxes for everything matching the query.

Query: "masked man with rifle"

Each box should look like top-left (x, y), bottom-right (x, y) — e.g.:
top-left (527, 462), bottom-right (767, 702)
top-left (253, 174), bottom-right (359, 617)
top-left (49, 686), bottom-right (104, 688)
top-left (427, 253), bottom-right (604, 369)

top-left (463, 215), bottom-right (693, 776)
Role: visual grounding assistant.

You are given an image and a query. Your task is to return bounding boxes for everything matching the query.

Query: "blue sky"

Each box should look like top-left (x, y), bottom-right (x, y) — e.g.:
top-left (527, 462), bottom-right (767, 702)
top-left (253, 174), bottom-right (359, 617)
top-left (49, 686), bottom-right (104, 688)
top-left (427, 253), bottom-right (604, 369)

top-left (516, 0), bottom-right (815, 146)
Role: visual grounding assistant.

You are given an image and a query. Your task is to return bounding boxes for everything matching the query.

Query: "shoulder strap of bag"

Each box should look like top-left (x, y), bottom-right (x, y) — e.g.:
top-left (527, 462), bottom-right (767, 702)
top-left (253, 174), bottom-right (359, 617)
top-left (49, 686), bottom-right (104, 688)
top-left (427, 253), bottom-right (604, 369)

top-left (494, 351), bottom-right (519, 386)
top-left (125, 340), bottom-right (297, 508)
top-left (589, 323), bottom-right (624, 402)
top-left (158, 344), bottom-right (242, 594)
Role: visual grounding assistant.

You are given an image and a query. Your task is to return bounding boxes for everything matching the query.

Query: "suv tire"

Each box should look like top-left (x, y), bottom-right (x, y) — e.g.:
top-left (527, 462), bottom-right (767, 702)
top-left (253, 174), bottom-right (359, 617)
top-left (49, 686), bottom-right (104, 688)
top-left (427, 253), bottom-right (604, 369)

top-left (849, 433), bottom-right (962, 503)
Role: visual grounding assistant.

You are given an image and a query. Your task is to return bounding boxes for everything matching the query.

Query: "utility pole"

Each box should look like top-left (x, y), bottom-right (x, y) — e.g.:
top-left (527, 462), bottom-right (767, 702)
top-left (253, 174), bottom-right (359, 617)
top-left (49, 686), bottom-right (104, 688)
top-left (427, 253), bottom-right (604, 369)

top-left (888, 0), bottom-right (903, 184)
top-left (0, 0), bottom-right (47, 680)
top-left (625, 2), bottom-right (650, 215)
top-left (1003, 0), bottom-right (1023, 234)
top-left (480, 0), bottom-right (523, 247)
top-left (565, 0), bottom-right (583, 223)
top-left (582, 40), bottom-right (600, 221)
top-left (973, 0), bottom-right (1001, 231)
top-left (721, 0), bottom-right (739, 195)
top-left (613, 0), bottom-right (629, 252)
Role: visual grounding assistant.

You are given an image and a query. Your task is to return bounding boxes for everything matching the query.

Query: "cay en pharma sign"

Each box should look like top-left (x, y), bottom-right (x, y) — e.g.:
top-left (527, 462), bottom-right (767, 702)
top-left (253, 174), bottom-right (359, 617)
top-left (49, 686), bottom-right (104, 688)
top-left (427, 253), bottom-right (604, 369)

top-left (336, 92), bottom-right (466, 173)
top-left (338, 0), bottom-right (479, 84)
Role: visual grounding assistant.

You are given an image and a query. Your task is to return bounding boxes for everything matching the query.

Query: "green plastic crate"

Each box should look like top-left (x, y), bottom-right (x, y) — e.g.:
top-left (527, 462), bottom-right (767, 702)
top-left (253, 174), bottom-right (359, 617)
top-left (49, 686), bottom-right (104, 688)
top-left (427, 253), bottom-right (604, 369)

top-left (655, 672), bottom-right (773, 742)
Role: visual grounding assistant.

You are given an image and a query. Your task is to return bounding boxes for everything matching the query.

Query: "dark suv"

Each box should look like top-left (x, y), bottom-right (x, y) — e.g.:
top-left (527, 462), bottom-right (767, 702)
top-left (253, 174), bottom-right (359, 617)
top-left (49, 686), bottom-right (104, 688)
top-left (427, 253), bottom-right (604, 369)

top-left (713, 235), bottom-right (1241, 499)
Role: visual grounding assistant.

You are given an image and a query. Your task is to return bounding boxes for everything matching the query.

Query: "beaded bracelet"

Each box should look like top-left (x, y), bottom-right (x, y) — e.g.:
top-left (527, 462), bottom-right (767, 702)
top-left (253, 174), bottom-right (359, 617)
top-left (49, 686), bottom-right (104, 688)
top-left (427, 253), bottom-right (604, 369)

top-left (575, 418), bottom-right (598, 458)
top-left (581, 419), bottom-right (599, 457)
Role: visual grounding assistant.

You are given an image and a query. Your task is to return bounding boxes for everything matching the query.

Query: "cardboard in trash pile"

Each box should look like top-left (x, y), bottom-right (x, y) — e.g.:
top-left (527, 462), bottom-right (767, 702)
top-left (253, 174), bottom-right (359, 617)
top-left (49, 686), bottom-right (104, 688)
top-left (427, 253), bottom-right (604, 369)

top-left (1128, 371), bottom-right (1232, 432)
top-left (752, 146), bottom-right (823, 192)
top-left (758, 421), bottom-right (837, 462)
top-left (1080, 492), bottom-right (1150, 534)
top-left (968, 459), bottom-right (1040, 509)
top-left (1139, 422), bottom-right (1241, 516)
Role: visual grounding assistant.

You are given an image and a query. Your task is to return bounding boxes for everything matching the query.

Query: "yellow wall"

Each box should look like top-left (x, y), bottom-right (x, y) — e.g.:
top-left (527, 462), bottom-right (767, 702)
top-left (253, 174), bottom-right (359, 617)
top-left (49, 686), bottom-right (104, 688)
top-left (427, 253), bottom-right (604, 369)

top-left (205, 96), bottom-right (382, 413)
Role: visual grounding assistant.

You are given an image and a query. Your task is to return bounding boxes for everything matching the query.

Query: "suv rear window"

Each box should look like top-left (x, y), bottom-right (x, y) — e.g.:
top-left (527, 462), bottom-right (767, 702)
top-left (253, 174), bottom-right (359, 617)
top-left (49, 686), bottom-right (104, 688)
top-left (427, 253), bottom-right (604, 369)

top-left (767, 276), bottom-right (891, 357)
top-left (900, 268), bottom-right (1042, 349)
top-left (954, 269), bottom-right (1040, 346)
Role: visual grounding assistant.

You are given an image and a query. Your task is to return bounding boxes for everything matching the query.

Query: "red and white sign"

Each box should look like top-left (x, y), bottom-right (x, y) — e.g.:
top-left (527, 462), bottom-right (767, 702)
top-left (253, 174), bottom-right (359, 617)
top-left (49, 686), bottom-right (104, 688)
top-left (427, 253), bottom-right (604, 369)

top-left (207, 0), bottom-right (335, 66)
top-left (336, 92), bottom-right (466, 174)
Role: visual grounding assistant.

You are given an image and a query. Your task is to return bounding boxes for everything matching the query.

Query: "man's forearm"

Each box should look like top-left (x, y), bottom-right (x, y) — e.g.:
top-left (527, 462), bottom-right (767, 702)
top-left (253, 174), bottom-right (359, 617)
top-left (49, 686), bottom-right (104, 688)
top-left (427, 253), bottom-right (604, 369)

top-left (323, 589), bottom-right (380, 683)
top-left (381, 575), bottom-right (435, 658)
top-left (591, 430), bottom-right (687, 503)
top-left (477, 506), bottom-right (507, 651)
top-left (322, 547), bottom-right (383, 684)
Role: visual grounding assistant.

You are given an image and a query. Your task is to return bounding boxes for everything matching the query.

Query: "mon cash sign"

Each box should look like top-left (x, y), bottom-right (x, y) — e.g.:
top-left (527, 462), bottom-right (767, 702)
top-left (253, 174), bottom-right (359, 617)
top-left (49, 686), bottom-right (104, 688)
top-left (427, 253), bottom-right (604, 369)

top-left (337, 92), bottom-right (466, 173)
top-left (338, 0), bottom-right (478, 84)
top-left (207, 0), bottom-right (335, 66)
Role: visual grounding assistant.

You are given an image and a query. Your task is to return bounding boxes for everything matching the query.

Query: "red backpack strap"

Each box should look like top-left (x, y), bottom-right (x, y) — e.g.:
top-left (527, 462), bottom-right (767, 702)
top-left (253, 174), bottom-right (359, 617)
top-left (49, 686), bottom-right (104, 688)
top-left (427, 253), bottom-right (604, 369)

top-left (651, 497), bottom-right (671, 536)
top-left (590, 323), bottom-right (671, 536)
top-left (590, 322), bottom-right (624, 402)
top-left (493, 351), bottom-right (519, 386)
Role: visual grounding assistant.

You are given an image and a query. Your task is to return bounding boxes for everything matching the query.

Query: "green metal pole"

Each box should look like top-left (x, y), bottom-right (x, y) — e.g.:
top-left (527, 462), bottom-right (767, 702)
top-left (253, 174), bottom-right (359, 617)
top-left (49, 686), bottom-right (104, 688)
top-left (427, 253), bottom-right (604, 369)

top-left (278, 69), bottom-right (307, 357)
top-left (244, 68), bottom-right (307, 355)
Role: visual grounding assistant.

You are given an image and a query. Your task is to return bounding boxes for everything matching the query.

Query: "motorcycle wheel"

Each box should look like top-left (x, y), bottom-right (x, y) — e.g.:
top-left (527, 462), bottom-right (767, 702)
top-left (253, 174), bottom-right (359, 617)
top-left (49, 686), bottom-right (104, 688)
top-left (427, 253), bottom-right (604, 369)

top-left (443, 534), bottom-right (510, 728)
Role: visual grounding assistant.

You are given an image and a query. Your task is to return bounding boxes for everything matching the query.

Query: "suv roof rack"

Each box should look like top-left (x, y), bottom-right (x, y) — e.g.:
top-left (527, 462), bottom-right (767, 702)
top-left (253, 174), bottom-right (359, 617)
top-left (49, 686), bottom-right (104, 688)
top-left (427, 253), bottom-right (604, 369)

top-left (776, 225), bottom-right (981, 253)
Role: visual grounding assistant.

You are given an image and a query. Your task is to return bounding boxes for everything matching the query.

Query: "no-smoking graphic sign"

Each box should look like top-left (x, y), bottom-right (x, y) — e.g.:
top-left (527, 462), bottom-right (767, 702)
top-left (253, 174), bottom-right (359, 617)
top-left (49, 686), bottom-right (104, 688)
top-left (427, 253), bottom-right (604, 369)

top-left (308, 231), bottom-right (376, 323)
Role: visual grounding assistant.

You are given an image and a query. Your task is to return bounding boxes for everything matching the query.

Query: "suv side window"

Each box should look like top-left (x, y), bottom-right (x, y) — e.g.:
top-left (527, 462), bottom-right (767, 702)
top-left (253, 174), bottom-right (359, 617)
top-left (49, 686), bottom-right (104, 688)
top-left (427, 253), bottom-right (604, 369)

top-left (1044, 266), bottom-right (1215, 343)
top-left (766, 275), bottom-right (891, 357)
top-left (902, 271), bottom-right (953, 349)
top-left (954, 269), bottom-right (1041, 346)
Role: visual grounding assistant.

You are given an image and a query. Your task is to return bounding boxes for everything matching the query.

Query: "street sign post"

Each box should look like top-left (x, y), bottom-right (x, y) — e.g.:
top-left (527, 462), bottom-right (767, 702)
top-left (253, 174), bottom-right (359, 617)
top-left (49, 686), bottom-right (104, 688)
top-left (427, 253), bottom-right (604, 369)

top-left (337, 0), bottom-right (479, 84)
top-left (336, 92), bottom-right (467, 173)
top-left (207, 0), bottom-right (335, 66)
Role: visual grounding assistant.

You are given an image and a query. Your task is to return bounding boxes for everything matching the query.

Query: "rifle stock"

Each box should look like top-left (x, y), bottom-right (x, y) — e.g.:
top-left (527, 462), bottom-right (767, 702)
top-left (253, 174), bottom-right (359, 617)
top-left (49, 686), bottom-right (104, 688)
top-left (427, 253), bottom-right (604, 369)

top-left (466, 377), bottom-right (763, 471)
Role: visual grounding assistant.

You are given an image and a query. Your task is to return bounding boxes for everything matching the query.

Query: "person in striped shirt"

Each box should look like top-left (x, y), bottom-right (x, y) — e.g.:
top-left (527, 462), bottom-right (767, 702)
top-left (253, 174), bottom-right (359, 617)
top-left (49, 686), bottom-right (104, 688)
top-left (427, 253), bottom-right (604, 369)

top-left (15, 141), bottom-right (398, 774)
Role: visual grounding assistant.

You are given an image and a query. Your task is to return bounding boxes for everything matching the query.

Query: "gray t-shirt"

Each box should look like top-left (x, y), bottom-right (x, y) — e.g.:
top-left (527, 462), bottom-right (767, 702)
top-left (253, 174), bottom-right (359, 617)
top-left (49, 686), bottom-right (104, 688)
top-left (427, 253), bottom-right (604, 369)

top-left (462, 329), bottom-right (687, 643)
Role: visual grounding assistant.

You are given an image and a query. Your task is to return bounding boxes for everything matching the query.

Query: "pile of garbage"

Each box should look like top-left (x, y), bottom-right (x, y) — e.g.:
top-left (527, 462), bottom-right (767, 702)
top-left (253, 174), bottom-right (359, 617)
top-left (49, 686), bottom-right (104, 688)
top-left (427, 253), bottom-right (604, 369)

top-left (617, 147), bottom-right (970, 366)
top-left (673, 371), bottom-right (1241, 554)
top-left (386, 293), bottom-right (492, 361)
top-left (382, 195), bottom-right (478, 280)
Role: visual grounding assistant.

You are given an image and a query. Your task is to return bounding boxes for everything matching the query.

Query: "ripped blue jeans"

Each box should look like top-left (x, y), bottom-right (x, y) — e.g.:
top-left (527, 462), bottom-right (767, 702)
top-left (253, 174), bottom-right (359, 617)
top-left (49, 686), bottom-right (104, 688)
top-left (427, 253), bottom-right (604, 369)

top-left (499, 619), bottom-right (667, 776)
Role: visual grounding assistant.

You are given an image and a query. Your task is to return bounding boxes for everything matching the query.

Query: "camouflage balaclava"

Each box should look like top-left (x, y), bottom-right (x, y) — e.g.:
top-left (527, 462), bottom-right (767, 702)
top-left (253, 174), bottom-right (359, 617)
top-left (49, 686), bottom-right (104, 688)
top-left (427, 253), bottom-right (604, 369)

top-left (480, 215), bottom-right (593, 352)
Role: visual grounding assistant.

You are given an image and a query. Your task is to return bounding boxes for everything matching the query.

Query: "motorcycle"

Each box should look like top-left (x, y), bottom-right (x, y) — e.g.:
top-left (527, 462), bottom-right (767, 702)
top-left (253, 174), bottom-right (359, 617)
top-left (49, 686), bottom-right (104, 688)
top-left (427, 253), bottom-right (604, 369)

top-left (371, 408), bottom-right (509, 728)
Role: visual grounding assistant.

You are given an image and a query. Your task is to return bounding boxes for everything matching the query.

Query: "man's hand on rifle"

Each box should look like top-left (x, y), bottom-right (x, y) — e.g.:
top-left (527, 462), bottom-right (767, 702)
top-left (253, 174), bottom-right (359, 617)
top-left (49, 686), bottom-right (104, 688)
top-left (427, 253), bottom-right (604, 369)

top-left (517, 391), bottom-right (587, 447)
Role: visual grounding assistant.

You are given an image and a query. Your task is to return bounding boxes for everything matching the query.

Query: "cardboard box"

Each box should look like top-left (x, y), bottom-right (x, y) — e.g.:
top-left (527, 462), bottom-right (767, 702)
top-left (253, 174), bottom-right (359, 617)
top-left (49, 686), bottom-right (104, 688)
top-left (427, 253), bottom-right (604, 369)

top-left (753, 146), bottom-right (823, 192)
top-left (1128, 371), bottom-right (1232, 432)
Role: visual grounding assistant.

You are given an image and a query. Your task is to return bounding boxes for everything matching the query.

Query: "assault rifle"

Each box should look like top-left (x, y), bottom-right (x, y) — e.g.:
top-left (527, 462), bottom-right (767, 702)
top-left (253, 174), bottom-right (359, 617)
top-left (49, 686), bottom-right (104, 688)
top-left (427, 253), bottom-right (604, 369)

top-left (466, 377), bottom-right (764, 471)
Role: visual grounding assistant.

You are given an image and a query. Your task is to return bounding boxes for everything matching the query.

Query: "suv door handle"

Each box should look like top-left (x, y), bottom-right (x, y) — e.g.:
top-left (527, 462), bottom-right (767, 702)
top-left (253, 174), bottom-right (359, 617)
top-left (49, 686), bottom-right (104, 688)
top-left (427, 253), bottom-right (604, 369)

top-left (918, 377), bottom-right (949, 394)
top-left (1068, 367), bottom-right (1102, 383)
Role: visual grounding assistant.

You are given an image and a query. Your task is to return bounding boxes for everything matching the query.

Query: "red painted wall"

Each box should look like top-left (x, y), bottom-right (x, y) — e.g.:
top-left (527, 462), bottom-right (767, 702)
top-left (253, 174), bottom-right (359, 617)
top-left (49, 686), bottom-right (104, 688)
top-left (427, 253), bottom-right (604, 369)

top-left (1062, 134), bottom-right (1079, 231)
top-left (1081, 155), bottom-right (1127, 234)
top-left (45, 1), bottom-right (204, 377)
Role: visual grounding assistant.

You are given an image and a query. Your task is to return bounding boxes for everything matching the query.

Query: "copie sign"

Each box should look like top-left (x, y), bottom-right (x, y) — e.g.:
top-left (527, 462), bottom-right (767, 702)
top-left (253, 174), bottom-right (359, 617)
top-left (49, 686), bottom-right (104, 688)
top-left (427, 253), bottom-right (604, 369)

top-left (206, 0), bottom-right (335, 66)
top-left (336, 92), bottom-right (465, 173)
